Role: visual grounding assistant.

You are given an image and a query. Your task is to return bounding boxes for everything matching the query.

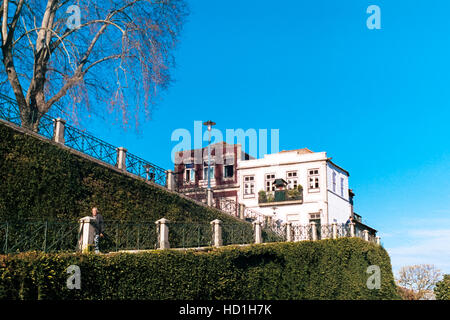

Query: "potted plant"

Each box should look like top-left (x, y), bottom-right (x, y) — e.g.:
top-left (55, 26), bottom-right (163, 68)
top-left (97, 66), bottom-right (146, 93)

top-left (258, 190), bottom-right (267, 203)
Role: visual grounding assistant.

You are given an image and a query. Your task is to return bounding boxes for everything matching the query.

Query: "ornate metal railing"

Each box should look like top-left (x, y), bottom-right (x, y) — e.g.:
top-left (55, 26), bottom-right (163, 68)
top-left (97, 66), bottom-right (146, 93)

top-left (64, 123), bottom-right (118, 167)
top-left (37, 114), bottom-right (54, 140)
top-left (320, 224), bottom-right (333, 240)
top-left (262, 221), bottom-right (286, 242)
top-left (127, 153), bottom-right (167, 186)
top-left (177, 186), bottom-right (208, 203)
top-left (243, 207), bottom-right (263, 222)
top-left (216, 197), bottom-right (238, 217)
top-left (291, 224), bottom-right (312, 241)
top-left (0, 96), bottom-right (54, 139)
top-left (337, 223), bottom-right (351, 238)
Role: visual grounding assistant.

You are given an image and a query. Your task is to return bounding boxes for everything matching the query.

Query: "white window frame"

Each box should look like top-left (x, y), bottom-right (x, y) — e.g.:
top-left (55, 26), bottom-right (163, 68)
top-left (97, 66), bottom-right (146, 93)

top-left (340, 177), bottom-right (344, 197)
top-left (243, 175), bottom-right (255, 198)
top-left (265, 173), bottom-right (276, 192)
top-left (308, 168), bottom-right (320, 192)
top-left (286, 171), bottom-right (298, 190)
top-left (309, 212), bottom-right (321, 221)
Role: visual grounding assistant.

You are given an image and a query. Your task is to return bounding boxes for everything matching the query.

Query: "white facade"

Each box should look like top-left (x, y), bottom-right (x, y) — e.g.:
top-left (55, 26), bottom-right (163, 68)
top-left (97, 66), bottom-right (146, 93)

top-left (237, 148), bottom-right (352, 226)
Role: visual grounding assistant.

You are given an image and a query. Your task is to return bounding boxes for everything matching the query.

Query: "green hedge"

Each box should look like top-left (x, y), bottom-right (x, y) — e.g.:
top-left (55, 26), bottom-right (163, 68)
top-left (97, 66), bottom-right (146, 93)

top-left (0, 238), bottom-right (399, 300)
top-left (0, 121), bottom-right (247, 226)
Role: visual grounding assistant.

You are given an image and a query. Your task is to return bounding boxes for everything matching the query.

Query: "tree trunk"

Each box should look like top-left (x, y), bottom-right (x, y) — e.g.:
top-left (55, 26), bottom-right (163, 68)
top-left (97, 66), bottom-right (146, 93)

top-left (19, 99), bottom-right (42, 132)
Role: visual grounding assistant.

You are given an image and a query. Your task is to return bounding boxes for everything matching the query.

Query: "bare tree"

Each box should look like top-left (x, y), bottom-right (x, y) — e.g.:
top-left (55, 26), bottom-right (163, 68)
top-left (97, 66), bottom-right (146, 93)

top-left (0, 0), bottom-right (188, 131)
top-left (397, 264), bottom-right (442, 300)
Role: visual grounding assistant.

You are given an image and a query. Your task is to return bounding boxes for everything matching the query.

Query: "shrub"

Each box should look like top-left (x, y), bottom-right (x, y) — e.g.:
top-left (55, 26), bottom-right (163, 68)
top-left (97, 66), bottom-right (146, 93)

top-left (0, 238), bottom-right (399, 300)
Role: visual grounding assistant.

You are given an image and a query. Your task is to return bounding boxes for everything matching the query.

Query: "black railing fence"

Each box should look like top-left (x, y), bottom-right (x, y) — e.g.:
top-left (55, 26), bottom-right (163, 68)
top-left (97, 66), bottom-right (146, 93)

top-left (0, 220), bottom-right (258, 254)
top-left (0, 219), bottom-right (377, 255)
top-left (64, 123), bottom-right (118, 167)
top-left (0, 96), bottom-right (54, 140)
top-left (0, 220), bottom-right (79, 254)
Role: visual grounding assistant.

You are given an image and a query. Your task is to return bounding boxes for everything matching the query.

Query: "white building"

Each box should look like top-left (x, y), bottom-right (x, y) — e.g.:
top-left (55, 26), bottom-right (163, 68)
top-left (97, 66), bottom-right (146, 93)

top-left (237, 148), bottom-right (356, 227)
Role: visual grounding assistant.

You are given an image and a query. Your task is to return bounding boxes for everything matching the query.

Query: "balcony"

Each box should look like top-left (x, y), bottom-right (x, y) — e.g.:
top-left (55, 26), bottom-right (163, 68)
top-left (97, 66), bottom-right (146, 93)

top-left (258, 188), bottom-right (303, 207)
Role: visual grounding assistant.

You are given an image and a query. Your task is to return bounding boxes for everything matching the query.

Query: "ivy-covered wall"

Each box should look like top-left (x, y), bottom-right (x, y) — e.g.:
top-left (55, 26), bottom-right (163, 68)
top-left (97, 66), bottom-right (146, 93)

top-left (0, 238), bottom-right (399, 300)
top-left (0, 121), bottom-right (246, 226)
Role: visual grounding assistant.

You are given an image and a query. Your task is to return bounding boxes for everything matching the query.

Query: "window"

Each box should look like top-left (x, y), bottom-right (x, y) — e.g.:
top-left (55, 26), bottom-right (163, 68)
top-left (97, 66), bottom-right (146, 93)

top-left (309, 212), bottom-right (321, 221)
top-left (265, 173), bottom-right (276, 192)
top-left (244, 176), bottom-right (255, 196)
top-left (332, 171), bottom-right (337, 192)
top-left (184, 168), bottom-right (195, 183)
top-left (224, 165), bottom-right (234, 178)
top-left (340, 177), bottom-right (344, 197)
top-left (203, 166), bottom-right (215, 180)
top-left (308, 169), bottom-right (320, 191)
top-left (286, 171), bottom-right (298, 190)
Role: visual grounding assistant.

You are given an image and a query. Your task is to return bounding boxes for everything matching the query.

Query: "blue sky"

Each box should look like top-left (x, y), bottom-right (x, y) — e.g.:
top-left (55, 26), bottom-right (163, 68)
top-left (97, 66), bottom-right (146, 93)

top-left (81, 1), bottom-right (450, 275)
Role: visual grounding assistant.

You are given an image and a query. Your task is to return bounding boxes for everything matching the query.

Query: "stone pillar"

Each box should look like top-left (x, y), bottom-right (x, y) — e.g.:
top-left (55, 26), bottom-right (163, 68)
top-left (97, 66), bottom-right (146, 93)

top-left (207, 188), bottom-right (213, 207)
top-left (253, 220), bottom-right (262, 244)
top-left (155, 218), bottom-right (170, 249)
top-left (166, 170), bottom-right (175, 191)
top-left (285, 222), bottom-right (293, 242)
top-left (239, 203), bottom-right (245, 220)
top-left (363, 230), bottom-right (370, 242)
top-left (310, 222), bottom-right (317, 241)
top-left (53, 118), bottom-right (66, 144)
top-left (376, 236), bottom-right (381, 245)
top-left (349, 222), bottom-right (355, 237)
top-left (116, 147), bottom-right (127, 171)
top-left (78, 216), bottom-right (95, 253)
top-left (210, 219), bottom-right (223, 247)
top-left (332, 223), bottom-right (338, 239)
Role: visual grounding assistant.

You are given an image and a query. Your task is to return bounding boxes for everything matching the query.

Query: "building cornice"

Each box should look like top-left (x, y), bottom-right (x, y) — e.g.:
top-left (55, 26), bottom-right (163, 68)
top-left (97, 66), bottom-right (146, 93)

top-left (237, 158), bottom-right (327, 170)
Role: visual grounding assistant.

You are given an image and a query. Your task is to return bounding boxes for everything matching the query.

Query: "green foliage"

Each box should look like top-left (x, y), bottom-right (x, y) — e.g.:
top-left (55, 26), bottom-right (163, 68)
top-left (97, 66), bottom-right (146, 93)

top-left (0, 122), bottom-right (248, 227)
top-left (0, 238), bottom-right (399, 300)
top-left (258, 190), bottom-right (267, 203)
top-left (435, 274), bottom-right (450, 300)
